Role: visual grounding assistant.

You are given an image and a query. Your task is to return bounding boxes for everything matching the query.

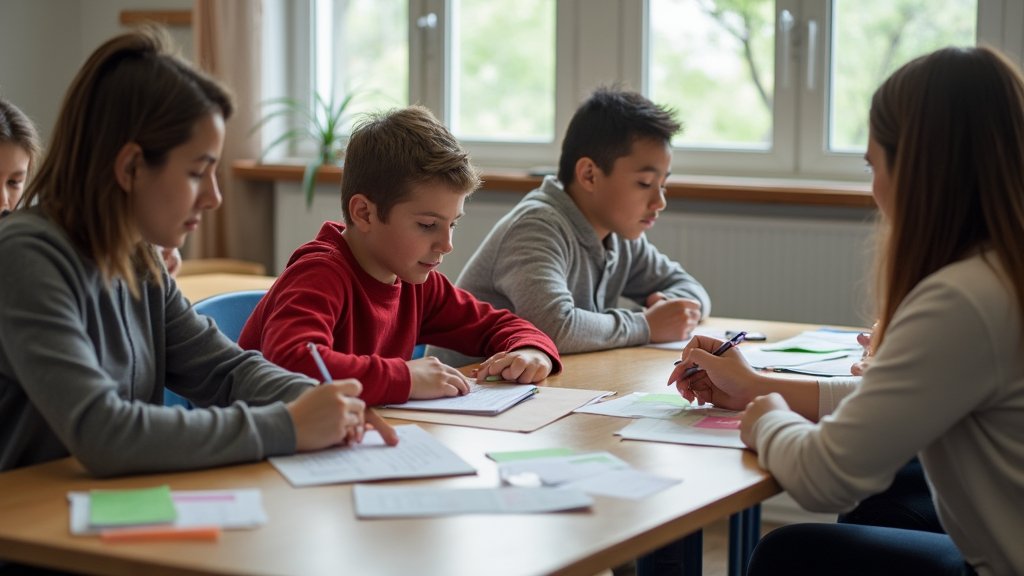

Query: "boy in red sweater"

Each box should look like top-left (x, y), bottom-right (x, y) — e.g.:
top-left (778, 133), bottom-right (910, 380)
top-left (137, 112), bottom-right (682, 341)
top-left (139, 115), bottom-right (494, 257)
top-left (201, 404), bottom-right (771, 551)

top-left (239, 106), bottom-right (561, 406)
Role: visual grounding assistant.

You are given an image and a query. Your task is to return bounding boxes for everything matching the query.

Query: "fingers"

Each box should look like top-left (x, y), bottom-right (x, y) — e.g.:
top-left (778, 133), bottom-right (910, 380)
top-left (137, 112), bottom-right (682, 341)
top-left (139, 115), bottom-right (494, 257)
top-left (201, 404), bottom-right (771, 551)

top-left (330, 378), bottom-right (363, 397)
top-left (366, 409), bottom-right (399, 446)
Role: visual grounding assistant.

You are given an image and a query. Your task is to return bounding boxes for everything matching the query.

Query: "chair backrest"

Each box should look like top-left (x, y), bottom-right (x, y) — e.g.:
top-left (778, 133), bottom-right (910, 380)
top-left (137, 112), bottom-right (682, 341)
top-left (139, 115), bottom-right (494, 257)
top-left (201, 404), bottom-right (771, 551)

top-left (164, 289), bottom-right (267, 408)
top-left (192, 289), bottom-right (268, 341)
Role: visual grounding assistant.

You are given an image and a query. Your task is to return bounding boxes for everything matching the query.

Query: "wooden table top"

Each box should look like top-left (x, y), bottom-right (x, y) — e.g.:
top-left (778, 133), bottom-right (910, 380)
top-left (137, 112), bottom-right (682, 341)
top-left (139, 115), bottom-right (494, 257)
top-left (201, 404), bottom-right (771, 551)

top-left (0, 317), bottom-right (836, 576)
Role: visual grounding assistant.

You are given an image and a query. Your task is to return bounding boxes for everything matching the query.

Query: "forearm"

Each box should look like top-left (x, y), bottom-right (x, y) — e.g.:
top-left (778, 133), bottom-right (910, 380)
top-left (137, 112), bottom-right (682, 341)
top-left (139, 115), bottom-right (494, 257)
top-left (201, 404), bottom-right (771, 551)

top-left (756, 374), bottom-right (821, 421)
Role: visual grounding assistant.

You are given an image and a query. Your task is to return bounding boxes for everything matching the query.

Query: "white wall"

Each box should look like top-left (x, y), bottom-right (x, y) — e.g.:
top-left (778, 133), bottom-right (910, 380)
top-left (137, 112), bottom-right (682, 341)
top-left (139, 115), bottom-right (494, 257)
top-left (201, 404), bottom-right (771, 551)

top-left (0, 0), bottom-right (192, 143)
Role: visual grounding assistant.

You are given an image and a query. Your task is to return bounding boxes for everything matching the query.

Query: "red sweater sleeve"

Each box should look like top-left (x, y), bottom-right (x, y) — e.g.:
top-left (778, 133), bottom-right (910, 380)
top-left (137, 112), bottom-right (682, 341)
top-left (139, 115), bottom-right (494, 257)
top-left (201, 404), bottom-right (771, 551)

top-left (238, 256), bottom-right (412, 405)
top-left (418, 274), bottom-right (562, 372)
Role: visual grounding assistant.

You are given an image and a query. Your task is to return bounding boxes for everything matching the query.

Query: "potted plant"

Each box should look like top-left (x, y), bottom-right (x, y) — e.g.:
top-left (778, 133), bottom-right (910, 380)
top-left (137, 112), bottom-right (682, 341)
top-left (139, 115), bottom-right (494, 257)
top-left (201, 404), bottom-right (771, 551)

top-left (253, 91), bottom-right (359, 208)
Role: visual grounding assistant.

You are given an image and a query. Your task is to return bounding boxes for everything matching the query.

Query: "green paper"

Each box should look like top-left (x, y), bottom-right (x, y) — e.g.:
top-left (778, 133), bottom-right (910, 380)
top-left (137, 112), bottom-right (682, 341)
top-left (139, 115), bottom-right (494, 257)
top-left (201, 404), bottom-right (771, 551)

top-left (636, 393), bottom-right (691, 407)
top-left (486, 448), bottom-right (575, 462)
top-left (89, 485), bottom-right (177, 527)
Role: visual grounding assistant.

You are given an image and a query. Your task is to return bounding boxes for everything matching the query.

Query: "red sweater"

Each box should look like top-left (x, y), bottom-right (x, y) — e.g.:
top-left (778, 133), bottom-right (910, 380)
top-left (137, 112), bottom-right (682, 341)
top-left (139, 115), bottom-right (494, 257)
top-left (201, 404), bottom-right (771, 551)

top-left (238, 222), bottom-right (561, 405)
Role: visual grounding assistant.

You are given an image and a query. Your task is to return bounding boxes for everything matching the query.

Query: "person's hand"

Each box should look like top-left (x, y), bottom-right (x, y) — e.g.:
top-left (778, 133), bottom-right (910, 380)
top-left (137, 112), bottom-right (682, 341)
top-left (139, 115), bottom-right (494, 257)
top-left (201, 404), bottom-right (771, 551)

top-left (159, 245), bottom-right (182, 277)
top-left (474, 348), bottom-right (553, 383)
top-left (850, 329), bottom-right (874, 376)
top-left (365, 408), bottom-right (399, 446)
top-left (739, 392), bottom-right (790, 449)
top-left (667, 334), bottom-right (766, 410)
top-left (287, 379), bottom-right (373, 451)
top-left (407, 356), bottom-right (471, 399)
top-left (644, 296), bottom-right (702, 342)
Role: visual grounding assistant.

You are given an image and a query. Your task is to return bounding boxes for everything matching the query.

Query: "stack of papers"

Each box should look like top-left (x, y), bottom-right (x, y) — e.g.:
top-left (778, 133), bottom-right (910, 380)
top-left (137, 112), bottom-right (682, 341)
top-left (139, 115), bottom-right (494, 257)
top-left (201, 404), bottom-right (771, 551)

top-left (268, 425), bottom-right (476, 487)
top-left (69, 487), bottom-right (267, 535)
top-left (384, 383), bottom-right (538, 415)
top-left (739, 328), bottom-right (862, 376)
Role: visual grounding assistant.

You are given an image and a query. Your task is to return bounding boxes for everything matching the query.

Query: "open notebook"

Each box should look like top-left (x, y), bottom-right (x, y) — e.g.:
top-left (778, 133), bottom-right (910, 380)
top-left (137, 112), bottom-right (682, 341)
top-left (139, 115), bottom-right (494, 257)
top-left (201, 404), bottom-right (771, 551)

top-left (384, 383), bottom-right (538, 416)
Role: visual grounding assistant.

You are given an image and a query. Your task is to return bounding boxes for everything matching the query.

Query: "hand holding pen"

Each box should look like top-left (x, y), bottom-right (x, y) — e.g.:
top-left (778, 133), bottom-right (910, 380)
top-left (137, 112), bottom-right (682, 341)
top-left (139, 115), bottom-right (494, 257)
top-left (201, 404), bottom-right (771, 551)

top-left (669, 331), bottom-right (746, 381)
top-left (300, 343), bottom-right (399, 447)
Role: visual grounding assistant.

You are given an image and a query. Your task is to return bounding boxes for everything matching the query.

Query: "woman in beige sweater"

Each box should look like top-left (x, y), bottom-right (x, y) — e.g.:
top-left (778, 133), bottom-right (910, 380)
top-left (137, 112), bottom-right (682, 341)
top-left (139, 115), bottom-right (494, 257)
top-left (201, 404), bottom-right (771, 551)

top-left (670, 46), bottom-right (1024, 576)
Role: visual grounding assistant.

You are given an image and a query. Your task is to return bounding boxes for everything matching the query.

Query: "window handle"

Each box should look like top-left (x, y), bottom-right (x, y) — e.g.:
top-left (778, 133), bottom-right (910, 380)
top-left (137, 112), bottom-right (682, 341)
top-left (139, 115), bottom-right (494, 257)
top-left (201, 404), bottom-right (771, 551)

top-left (417, 12), bottom-right (438, 29)
top-left (806, 19), bottom-right (819, 90)
top-left (778, 9), bottom-right (795, 90)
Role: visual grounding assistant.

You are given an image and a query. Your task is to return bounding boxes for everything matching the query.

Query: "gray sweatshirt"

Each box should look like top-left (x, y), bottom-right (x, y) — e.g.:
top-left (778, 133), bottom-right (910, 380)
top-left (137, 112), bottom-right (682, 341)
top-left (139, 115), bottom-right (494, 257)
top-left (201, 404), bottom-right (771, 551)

top-left (756, 253), bottom-right (1024, 575)
top-left (428, 176), bottom-right (709, 364)
top-left (0, 209), bottom-right (315, 476)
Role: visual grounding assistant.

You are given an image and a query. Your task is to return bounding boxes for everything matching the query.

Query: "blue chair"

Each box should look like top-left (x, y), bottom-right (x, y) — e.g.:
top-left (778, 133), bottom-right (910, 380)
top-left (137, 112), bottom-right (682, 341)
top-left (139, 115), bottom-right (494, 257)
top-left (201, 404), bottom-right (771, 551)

top-left (164, 289), bottom-right (268, 408)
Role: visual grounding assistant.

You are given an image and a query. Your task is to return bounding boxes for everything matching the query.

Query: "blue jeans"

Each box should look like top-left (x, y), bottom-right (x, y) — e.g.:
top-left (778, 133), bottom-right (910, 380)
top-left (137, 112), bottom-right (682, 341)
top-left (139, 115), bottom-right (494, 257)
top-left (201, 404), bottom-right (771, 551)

top-left (747, 523), bottom-right (975, 576)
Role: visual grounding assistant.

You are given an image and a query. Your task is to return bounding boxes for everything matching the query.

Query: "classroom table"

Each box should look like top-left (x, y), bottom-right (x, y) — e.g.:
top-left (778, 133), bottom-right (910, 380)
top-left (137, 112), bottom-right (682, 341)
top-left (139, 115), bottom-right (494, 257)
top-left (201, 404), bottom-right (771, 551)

top-left (174, 273), bottom-right (277, 303)
top-left (0, 318), bottom-right (835, 576)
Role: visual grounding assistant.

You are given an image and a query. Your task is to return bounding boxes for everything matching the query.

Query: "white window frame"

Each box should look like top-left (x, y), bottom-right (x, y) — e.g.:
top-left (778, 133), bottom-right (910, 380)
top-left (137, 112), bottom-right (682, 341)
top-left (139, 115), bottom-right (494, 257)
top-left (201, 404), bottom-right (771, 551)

top-left (276, 0), bottom-right (1024, 180)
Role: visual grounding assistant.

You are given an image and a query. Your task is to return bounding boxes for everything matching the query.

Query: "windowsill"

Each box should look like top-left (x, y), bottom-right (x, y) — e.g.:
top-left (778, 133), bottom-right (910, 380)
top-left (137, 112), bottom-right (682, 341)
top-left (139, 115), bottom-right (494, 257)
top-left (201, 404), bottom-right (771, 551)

top-left (232, 159), bottom-right (875, 209)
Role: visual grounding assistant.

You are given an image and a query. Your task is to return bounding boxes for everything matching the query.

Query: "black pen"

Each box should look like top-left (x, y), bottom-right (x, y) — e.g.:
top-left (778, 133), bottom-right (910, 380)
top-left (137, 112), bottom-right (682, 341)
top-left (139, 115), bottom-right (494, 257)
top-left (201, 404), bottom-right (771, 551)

top-left (669, 331), bottom-right (747, 384)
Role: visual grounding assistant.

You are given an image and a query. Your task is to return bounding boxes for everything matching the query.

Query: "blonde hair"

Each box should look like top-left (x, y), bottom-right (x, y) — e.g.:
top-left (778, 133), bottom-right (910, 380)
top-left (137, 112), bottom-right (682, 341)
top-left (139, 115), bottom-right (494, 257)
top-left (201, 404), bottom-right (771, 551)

top-left (871, 46), bottom-right (1024, 348)
top-left (341, 105), bottom-right (480, 223)
top-left (21, 27), bottom-right (233, 297)
top-left (0, 97), bottom-right (42, 178)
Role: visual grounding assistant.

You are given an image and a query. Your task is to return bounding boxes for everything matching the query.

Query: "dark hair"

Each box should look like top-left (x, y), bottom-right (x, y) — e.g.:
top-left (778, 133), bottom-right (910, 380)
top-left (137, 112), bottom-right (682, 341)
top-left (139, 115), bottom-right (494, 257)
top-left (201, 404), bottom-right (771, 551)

top-left (22, 26), bottom-right (233, 297)
top-left (0, 97), bottom-right (42, 176)
top-left (341, 105), bottom-right (480, 223)
top-left (871, 46), bottom-right (1024, 348)
top-left (557, 87), bottom-right (681, 187)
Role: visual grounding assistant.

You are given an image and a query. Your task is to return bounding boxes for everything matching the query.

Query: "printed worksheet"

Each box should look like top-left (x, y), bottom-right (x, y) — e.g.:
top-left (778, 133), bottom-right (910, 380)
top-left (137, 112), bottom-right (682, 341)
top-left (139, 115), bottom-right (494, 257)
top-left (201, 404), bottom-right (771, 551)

top-left (268, 425), bottom-right (476, 487)
top-left (352, 484), bottom-right (593, 518)
top-left (616, 409), bottom-right (745, 449)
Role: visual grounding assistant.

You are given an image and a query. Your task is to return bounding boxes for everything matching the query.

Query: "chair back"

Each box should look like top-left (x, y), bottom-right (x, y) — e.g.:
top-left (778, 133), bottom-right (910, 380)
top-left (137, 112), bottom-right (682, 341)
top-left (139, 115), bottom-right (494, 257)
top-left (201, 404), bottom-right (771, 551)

top-left (192, 289), bottom-right (268, 341)
top-left (164, 289), bottom-right (268, 408)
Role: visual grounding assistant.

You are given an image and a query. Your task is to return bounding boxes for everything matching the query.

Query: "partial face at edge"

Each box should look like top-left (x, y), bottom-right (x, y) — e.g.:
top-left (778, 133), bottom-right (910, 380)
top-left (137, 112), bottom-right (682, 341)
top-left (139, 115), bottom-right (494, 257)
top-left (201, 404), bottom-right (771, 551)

top-left (866, 135), bottom-right (892, 219)
top-left (130, 113), bottom-right (226, 249)
top-left (0, 142), bottom-right (30, 214)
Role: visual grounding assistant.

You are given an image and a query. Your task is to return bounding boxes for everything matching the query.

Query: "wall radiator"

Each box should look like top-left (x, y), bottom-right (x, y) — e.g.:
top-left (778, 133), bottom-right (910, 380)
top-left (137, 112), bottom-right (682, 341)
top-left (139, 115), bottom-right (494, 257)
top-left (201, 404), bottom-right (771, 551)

top-left (647, 212), bottom-right (877, 328)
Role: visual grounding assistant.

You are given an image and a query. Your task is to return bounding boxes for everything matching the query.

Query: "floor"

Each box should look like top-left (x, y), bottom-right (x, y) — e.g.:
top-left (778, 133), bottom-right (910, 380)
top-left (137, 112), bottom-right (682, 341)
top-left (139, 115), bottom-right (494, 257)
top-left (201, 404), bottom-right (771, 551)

top-left (609, 517), bottom-right (783, 576)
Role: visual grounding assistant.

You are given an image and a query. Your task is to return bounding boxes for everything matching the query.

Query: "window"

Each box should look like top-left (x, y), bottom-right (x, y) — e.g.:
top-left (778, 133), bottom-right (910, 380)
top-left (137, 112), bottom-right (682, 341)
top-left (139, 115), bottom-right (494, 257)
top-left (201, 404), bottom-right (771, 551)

top-left (283, 0), bottom-right (1014, 180)
top-left (646, 0), bottom-right (980, 177)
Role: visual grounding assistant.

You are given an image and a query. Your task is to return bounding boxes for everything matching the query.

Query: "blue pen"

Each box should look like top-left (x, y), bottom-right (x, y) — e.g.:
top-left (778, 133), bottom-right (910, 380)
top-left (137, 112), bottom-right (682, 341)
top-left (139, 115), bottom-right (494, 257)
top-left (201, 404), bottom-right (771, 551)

top-left (306, 342), bottom-right (331, 384)
top-left (669, 331), bottom-right (746, 384)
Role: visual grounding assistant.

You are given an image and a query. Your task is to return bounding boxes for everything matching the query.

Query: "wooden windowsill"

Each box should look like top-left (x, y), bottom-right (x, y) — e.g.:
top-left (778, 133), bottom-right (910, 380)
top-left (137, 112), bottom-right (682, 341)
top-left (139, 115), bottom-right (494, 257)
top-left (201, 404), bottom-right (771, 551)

top-left (119, 10), bottom-right (192, 27)
top-left (232, 160), bottom-right (875, 209)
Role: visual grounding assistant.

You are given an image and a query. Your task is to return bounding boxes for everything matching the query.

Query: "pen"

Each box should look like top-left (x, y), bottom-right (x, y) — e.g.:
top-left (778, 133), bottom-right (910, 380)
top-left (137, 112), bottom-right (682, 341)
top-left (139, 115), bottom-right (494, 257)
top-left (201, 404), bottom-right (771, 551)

top-left (669, 331), bottom-right (746, 384)
top-left (306, 342), bottom-right (331, 384)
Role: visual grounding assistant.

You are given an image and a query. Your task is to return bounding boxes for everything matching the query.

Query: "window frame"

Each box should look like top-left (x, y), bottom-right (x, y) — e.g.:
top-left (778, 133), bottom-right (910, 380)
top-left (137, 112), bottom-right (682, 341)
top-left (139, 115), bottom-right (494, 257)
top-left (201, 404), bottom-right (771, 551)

top-left (279, 0), bottom-right (1022, 181)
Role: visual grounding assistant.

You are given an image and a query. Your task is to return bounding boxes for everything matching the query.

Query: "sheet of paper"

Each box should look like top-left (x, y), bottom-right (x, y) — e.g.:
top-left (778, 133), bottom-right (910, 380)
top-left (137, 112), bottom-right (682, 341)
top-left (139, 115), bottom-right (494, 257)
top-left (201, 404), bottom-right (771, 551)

top-left (573, 392), bottom-right (690, 419)
top-left (384, 383), bottom-right (538, 415)
top-left (87, 485), bottom-right (176, 528)
top-left (268, 425), bottom-right (475, 487)
top-left (738, 347), bottom-right (848, 369)
top-left (352, 484), bottom-right (593, 518)
top-left (644, 327), bottom-right (727, 350)
top-left (486, 448), bottom-right (576, 463)
top-left (617, 410), bottom-right (746, 449)
top-left (759, 329), bottom-right (862, 353)
top-left (497, 452), bottom-right (630, 486)
top-left (774, 353), bottom-right (859, 377)
top-left (69, 489), bottom-right (267, 536)
top-left (376, 387), bottom-right (610, 432)
top-left (560, 469), bottom-right (681, 500)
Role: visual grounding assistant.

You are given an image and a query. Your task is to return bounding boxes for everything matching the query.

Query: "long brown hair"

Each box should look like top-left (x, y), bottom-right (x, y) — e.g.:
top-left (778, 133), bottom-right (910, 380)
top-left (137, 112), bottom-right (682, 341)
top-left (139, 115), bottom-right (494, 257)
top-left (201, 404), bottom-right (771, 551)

top-left (21, 27), bottom-right (233, 296)
top-left (872, 46), bottom-right (1024, 348)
